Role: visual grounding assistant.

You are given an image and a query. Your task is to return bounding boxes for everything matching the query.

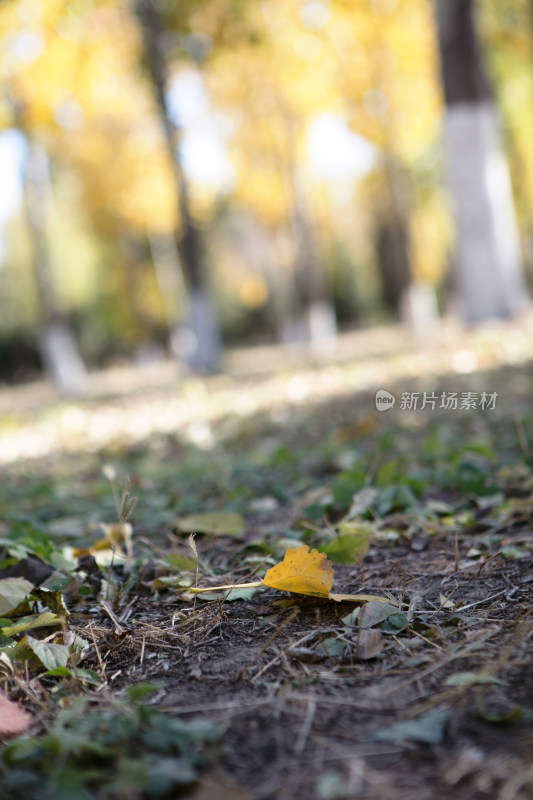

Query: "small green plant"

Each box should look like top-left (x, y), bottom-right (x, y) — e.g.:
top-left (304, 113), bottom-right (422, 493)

top-left (105, 487), bottom-right (137, 602)
top-left (0, 684), bottom-right (223, 800)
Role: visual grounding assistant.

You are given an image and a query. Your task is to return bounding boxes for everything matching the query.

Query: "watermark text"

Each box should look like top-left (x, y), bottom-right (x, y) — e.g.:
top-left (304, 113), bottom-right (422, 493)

top-left (375, 390), bottom-right (498, 412)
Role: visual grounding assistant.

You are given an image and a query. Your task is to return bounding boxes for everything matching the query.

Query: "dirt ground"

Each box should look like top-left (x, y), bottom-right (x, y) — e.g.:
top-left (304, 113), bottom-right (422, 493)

top-left (85, 545), bottom-right (533, 800)
top-left (1, 322), bottom-right (533, 800)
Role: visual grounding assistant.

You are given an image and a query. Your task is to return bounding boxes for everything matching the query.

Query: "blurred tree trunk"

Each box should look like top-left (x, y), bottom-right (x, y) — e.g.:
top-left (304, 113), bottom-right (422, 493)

top-left (147, 230), bottom-right (188, 357)
top-left (135, 0), bottom-right (221, 372)
top-left (375, 154), bottom-right (412, 319)
top-left (291, 171), bottom-right (337, 354)
top-left (23, 136), bottom-right (86, 394)
top-left (282, 115), bottom-right (337, 354)
top-left (379, 154), bottom-right (439, 335)
top-left (118, 232), bottom-right (167, 363)
top-left (436, 0), bottom-right (528, 322)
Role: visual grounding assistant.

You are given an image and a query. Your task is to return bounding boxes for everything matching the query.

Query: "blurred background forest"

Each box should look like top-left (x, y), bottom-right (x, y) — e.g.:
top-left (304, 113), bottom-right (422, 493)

top-left (0, 0), bottom-right (532, 392)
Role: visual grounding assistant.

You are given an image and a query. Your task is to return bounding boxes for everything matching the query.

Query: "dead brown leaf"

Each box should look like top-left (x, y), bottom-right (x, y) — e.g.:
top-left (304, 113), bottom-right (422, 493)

top-left (0, 689), bottom-right (32, 739)
top-left (358, 629), bottom-right (384, 660)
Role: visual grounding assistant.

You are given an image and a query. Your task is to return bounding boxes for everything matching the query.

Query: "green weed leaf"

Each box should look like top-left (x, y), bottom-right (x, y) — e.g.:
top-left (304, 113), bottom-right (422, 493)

top-left (0, 578), bottom-right (33, 617)
top-left (176, 511), bottom-right (245, 538)
top-left (24, 635), bottom-right (70, 670)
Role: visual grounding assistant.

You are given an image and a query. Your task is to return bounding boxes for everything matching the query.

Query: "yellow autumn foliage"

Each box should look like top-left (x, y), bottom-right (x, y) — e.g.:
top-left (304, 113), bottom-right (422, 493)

top-left (263, 546), bottom-right (334, 598)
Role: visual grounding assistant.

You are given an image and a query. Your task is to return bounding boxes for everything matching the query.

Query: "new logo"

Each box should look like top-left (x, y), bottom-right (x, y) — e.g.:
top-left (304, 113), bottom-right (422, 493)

top-left (375, 389), bottom-right (396, 411)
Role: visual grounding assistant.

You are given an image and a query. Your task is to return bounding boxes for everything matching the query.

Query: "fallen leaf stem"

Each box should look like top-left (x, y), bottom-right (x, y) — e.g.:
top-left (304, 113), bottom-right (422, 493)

top-left (188, 580), bottom-right (264, 593)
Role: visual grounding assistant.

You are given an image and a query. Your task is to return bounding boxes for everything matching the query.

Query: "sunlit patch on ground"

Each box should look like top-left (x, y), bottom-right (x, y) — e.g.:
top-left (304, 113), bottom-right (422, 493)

top-left (1, 316), bottom-right (532, 465)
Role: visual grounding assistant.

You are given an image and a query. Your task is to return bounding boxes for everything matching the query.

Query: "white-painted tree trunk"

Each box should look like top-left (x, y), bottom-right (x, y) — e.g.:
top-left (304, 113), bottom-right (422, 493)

top-left (173, 288), bottom-right (221, 373)
top-left (443, 102), bottom-right (527, 322)
top-left (280, 302), bottom-right (337, 357)
top-left (307, 300), bottom-right (337, 357)
top-left (400, 281), bottom-right (440, 337)
top-left (40, 321), bottom-right (86, 395)
top-left (22, 136), bottom-right (87, 394)
top-left (137, 0), bottom-right (223, 374)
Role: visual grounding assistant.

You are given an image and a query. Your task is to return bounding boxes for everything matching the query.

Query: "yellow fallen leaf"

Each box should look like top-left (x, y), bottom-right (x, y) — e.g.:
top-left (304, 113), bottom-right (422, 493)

top-left (189, 545), bottom-right (395, 605)
top-left (263, 546), bottom-right (334, 598)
